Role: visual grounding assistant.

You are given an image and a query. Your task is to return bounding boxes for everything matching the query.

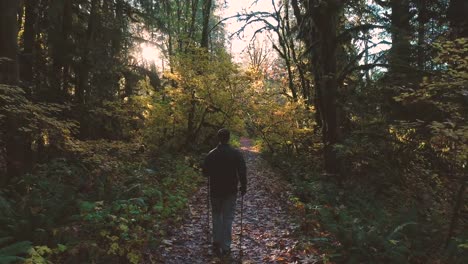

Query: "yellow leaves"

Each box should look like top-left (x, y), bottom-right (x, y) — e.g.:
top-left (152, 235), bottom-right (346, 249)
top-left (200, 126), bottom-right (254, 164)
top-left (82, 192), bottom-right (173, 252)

top-left (24, 245), bottom-right (53, 264)
top-left (119, 223), bottom-right (129, 232)
top-left (144, 49), bottom-right (251, 148)
top-left (109, 235), bottom-right (119, 242)
top-left (295, 200), bottom-right (305, 212)
top-left (389, 125), bottom-right (416, 143)
top-left (251, 94), bottom-right (316, 152)
top-left (441, 146), bottom-right (451, 153)
top-left (41, 131), bottom-right (50, 146)
top-left (273, 110), bottom-right (286, 117)
top-left (418, 141), bottom-right (426, 149)
top-left (163, 71), bottom-right (182, 82)
top-left (142, 110), bottom-right (150, 119)
top-left (126, 250), bottom-right (141, 264)
top-left (107, 242), bottom-right (120, 255)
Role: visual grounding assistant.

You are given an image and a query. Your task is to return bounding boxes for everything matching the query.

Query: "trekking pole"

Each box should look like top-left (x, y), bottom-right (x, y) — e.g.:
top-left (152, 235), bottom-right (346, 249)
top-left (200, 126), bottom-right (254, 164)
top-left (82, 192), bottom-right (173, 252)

top-left (207, 177), bottom-right (210, 243)
top-left (239, 193), bottom-right (244, 261)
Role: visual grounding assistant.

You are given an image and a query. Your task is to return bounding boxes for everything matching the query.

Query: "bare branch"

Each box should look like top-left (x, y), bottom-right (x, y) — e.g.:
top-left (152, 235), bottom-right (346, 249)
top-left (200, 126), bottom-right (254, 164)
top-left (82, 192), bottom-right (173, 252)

top-left (339, 63), bottom-right (389, 84)
top-left (337, 24), bottom-right (388, 43)
top-left (337, 40), bottom-right (389, 81)
top-left (209, 14), bottom-right (238, 33)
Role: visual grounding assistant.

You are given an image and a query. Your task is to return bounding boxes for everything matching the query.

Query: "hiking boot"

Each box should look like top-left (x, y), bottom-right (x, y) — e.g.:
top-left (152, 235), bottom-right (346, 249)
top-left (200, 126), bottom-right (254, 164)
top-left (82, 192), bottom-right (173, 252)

top-left (212, 243), bottom-right (223, 257)
top-left (221, 248), bottom-right (231, 256)
top-left (220, 249), bottom-right (234, 263)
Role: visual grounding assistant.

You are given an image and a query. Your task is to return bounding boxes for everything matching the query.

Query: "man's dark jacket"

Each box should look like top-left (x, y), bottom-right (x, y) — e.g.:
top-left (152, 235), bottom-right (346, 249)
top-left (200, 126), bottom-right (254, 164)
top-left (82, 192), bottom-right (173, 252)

top-left (203, 143), bottom-right (247, 198)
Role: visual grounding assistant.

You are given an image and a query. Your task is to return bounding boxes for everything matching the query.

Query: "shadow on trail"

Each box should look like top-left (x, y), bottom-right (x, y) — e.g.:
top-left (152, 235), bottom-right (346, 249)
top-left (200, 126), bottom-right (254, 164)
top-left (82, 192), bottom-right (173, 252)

top-left (147, 138), bottom-right (311, 264)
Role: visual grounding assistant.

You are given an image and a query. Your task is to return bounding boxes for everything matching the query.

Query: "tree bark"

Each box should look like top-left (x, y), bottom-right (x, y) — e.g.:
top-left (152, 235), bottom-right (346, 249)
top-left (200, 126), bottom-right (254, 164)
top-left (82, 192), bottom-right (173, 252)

top-left (201, 0), bottom-right (212, 49)
top-left (61, 0), bottom-right (72, 95)
top-left (0, 0), bottom-right (25, 185)
top-left (77, 0), bottom-right (99, 104)
top-left (277, 3), bottom-right (298, 101)
top-left (113, 0), bottom-right (124, 58)
top-left (49, 0), bottom-right (72, 101)
top-left (0, 0), bottom-right (20, 85)
top-left (188, 0), bottom-right (199, 40)
top-left (389, 0), bottom-right (411, 77)
top-left (186, 89), bottom-right (197, 145)
top-left (416, 0), bottom-right (428, 72)
top-left (20, 0), bottom-right (38, 85)
top-left (292, 0), bottom-right (343, 174)
top-left (448, 0), bottom-right (468, 38)
top-left (284, 1), bottom-right (309, 102)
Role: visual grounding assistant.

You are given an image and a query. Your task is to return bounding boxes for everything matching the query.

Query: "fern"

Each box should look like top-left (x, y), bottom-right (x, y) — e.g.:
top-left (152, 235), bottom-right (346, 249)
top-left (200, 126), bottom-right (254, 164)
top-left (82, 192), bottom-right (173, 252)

top-left (0, 241), bottom-right (32, 263)
top-left (0, 195), bottom-right (13, 217)
top-left (0, 256), bottom-right (26, 264)
top-left (0, 237), bottom-right (14, 248)
top-left (387, 221), bottom-right (418, 240)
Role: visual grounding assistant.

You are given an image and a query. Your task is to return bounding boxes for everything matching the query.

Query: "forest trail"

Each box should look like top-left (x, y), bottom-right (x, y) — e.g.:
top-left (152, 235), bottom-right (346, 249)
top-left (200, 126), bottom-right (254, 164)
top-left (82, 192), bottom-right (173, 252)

top-left (148, 138), bottom-right (315, 263)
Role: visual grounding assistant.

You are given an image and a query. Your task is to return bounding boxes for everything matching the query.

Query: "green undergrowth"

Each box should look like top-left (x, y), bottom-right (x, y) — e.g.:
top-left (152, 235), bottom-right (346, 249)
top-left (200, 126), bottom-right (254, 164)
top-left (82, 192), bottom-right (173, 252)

top-left (264, 151), bottom-right (467, 264)
top-left (0, 141), bottom-right (202, 264)
top-left (229, 133), bottom-right (242, 148)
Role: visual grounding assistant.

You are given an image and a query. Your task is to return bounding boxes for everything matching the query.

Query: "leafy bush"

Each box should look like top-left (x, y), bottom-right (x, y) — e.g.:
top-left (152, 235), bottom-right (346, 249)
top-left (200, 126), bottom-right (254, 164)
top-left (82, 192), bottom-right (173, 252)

top-left (144, 48), bottom-right (248, 151)
top-left (266, 145), bottom-right (466, 263)
top-left (1, 139), bottom-right (202, 263)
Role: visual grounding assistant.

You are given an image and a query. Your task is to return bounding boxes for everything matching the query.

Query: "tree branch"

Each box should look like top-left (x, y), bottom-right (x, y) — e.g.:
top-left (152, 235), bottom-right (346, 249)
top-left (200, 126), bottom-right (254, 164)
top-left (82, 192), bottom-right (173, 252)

top-left (337, 24), bottom-right (387, 43)
top-left (339, 63), bottom-right (390, 84)
top-left (338, 40), bottom-right (388, 81)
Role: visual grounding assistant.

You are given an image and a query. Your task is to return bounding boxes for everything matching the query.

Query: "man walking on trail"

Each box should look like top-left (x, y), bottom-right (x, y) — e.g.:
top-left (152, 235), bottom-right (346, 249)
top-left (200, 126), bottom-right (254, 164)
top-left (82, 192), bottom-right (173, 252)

top-left (203, 128), bottom-right (247, 258)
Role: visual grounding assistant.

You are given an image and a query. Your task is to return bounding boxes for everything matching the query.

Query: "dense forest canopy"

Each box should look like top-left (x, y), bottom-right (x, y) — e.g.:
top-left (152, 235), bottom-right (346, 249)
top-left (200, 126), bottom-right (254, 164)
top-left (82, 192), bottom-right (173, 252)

top-left (0, 0), bottom-right (466, 263)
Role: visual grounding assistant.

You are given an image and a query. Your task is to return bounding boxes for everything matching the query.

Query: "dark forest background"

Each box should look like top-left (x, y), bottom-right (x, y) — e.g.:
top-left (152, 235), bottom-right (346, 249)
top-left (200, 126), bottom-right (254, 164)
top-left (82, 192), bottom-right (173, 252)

top-left (0, 0), bottom-right (466, 263)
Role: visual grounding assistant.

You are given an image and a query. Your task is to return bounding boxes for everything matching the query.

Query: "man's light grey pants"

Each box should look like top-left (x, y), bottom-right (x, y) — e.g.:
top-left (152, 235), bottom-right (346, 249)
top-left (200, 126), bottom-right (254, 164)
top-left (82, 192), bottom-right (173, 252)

top-left (211, 194), bottom-right (237, 251)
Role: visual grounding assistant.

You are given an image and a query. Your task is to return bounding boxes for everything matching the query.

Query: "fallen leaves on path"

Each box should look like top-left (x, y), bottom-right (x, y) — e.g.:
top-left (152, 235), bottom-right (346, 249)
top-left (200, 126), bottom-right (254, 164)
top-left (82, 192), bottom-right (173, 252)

top-left (146, 138), bottom-right (320, 263)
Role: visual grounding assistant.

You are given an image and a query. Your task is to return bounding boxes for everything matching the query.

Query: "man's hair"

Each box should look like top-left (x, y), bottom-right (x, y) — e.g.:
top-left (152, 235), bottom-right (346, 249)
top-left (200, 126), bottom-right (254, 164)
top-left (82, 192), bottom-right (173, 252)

top-left (217, 128), bottom-right (230, 144)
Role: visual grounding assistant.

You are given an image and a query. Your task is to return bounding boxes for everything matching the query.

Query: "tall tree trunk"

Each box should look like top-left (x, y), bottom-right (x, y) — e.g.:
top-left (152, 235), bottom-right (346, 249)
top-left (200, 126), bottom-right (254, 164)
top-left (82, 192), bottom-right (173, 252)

top-left (77, 0), bottom-right (98, 105)
top-left (163, 0), bottom-right (175, 73)
top-left (176, 0), bottom-right (184, 51)
top-left (448, 0), bottom-right (468, 38)
top-left (276, 3), bottom-right (298, 101)
top-left (111, 0), bottom-right (125, 93)
top-left (113, 0), bottom-right (124, 58)
top-left (186, 89), bottom-right (197, 145)
top-left (20, 0), bottom-right (38, 86)
top-left (61, 0), bottom-right (72, 95)
top-left (265, 1), bottom-right (302, 101)
top-left (0, 0), bottom-right (25, 185)
top-left (188, 0), bottom-right (199, 40)
top-left (48, 0), bottom-right (73, 101)
top-left (0, 0), bottom-right (19, 85)
top-left (284, 0), bottom-right (309, 102)
top-left (416, 0), bottom-right (428, 72)
top-left (389, 0), bottom-right (411, 77)
top-left (279, 43), bottom-right (298, 100)
top-left (318, 5), bottom-right (340, 174)
top-left (201, 0), bottom-right (212, 49)
top-left (292, 0), bottom-right (342, 175)
top-left (289, 40), bottom-right (309, 103)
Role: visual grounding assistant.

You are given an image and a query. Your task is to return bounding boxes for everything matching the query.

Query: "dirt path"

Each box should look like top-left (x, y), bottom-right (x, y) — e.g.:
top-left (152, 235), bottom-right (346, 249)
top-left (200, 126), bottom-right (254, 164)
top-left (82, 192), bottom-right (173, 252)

top-left (150, 138), bottom-right (313, 263)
